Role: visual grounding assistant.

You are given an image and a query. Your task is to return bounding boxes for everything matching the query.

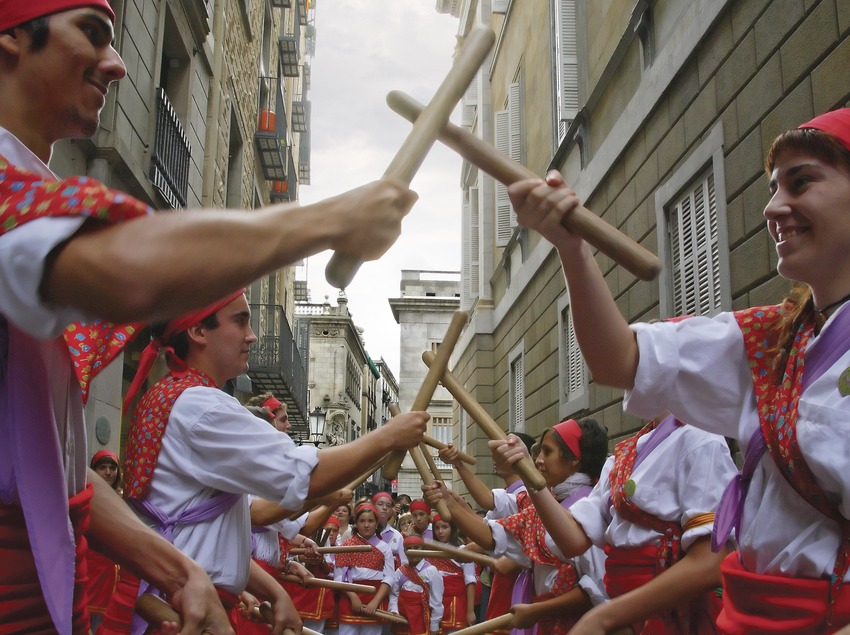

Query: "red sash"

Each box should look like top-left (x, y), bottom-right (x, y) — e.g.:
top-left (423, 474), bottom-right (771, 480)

top-left (717, 552), bottom-right (850, 634)
top-left (484, 570), bottom-right (516, 633)
top-left (0, 483), bottom-right (92, 635)
top-left (393, 588), bottom-right (429, 635)
top-left (338, 579), bottom-right (386, 624)
top-left (0, 154), bottom-right (151, 401)
top-left (604, 544), bottom-right (720, 635)
top-left (123, 370), bottom-right (214, 500)
top-left (439, 575), bottom-right (469, 630)
top-left (735, 305), bottom-right (850, 617)
top-left (86, 548), bottom-right (120, 616)
top-left (530, 590), bottom-right (580, 635)
top-left (336, 534), bottom-right (385, 569)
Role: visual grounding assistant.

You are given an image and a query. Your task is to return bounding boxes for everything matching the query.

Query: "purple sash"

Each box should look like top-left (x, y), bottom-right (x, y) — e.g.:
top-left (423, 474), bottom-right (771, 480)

top-left (712, 305), bottom-right (850, 552)
top-left (1, 320), bottom-right (76, 635)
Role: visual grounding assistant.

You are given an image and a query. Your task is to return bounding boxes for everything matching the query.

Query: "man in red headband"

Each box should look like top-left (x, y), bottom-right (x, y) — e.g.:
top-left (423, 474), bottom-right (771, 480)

top-left (99, 292), bottom-right (427, 633)
top-left (0, 1), bottom-right (419, 633)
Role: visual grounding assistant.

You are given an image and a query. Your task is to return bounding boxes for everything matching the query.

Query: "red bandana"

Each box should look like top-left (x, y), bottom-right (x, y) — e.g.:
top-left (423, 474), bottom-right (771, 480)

top-left (123, 369), bottom-right (213, 499)
top-left (735, 305), bottom-right (850, 609)
top-left (336, 534), bottom-right (385, 570)
top-left (610, 419), bottom-right (682, 574)
top-left (496, 508), bottom-right (578, 595)
top-left (0, 155), bottom-right (151, 402)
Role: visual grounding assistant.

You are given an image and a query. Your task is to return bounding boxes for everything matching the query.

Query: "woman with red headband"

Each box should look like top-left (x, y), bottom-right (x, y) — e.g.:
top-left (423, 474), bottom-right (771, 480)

top-left (427, 418), bottom-right (609, 635)
top-left (86, 450), bottom-right (122, 631)
top-left (506, 109), bottom-right (850, 633)
top-left (428, 513), bottom-right (477, 633)
top-left (334, 503), bottom-right (396, 635)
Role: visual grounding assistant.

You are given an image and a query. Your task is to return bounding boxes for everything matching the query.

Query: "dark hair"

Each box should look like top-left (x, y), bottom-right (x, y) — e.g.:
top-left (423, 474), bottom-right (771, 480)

top-left (514, 432), bottom-right (536, 454)
top-left (150, 312), bottom-right (220, 360)
top-left (92, 454), bottom-right (123, 493)
top-left (765, 127), bottom-right (850, 175)
top-left (5, 17), bottom-right (50, 51)
top-left (546, 418), bottom-right (608, 481)
top-left (433, 516), bottom-right (461, 546)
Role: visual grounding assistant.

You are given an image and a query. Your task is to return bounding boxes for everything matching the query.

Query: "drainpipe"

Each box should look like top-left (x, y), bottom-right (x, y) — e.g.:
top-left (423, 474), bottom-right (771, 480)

top-left (202, 0), bottom-right (226, 206)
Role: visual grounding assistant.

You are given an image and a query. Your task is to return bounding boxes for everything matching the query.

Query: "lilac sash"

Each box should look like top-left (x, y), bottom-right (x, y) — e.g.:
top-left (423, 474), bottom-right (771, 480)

top-left (1, 320), bottom-right (75, 635)
top-left (712, 305), bottom-right (850, 552)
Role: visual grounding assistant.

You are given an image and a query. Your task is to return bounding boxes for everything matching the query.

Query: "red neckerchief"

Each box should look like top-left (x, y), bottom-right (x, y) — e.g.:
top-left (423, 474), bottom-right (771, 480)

top-left (336, 534), bottom-right (384, 570)
top-left (123, 369), bottom-right (214, 499)
top-left (0, 154), bottom-right (151, 402)
top-left (279, 535), bottom-right (292, 566)
top-left (735, 305), bottom-right (850, 611)
top-left (610, 419), bottom-right (682, 575)
top-left (516, 489), bottom-right (532, 512)
top-left (496, 507), bottom-right (578, 595)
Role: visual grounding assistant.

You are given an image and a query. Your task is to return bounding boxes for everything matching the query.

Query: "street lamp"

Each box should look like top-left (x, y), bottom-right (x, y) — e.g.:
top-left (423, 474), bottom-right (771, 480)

top-left (307, 406), bottom-right (326, 447)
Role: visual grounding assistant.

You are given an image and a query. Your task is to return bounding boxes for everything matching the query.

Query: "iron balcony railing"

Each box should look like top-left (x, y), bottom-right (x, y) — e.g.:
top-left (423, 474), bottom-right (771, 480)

top-left (150, 88), bottom-right (191, 209)
top-left (248, 303), bottom-right (308, 433)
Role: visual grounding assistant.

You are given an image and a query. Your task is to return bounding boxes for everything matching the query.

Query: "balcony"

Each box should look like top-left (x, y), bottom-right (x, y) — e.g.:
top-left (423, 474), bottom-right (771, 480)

top-left (270, 0), bottom-right (291, 6)
top-left (292, 98), bottom-right (308, 133)
top-left (254, 76), bottom-right (287, 181)
top-left (248, 303), bottom-right (309, 438)
top-left (298, 128), bottom-right (311, 185)
top-left (150, 88), bottom-right (191, 209)
top-left (270, 145), bottom-right (298, 203)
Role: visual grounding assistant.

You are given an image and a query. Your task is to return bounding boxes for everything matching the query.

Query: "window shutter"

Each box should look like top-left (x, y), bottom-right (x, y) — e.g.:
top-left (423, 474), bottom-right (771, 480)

top-left (462, 78), bottom-right (478, 128)
top-left (461, 187), bottom-right (480, 309)
top-left (565, 310), bottom-right (585, 399)
top-left (511, 355), bottom-right (525, 432)
top-left (493, 0), bottom-right (509, 13)
top-left (558, 0), bottom-right (579, 139)
top-left (495, 110), bottom-right (513, 246)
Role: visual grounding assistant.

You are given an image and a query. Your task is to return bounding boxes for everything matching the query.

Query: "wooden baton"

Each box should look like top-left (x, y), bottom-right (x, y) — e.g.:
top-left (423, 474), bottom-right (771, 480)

top-left (449, 613), bottom-right (514, 635)
top-left (386, 90), bottom-right (663, 282)
top-left (408, 548), bottom-right (498, 569)
top-left (373, 608), bottom-right (410, 625)
top-left (422, 350), bottom-right (547, 491)
top-left (383, 310), bottom-right (469, 481)
top-left (325, 27), bottom-right (496, 289)
top-left (279, 574), bottom-right (378, 594)
top-left (423, 434), bottom-right (476, 465)
top-left (421, 539), bottom-right (498, 568)
top-left (289, 544), bottom-right (372, 555)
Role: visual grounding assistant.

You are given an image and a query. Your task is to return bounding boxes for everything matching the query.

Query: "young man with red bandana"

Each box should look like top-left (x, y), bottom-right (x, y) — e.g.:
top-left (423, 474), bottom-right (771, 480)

top-left (0, 2), bottom-right (419, 633)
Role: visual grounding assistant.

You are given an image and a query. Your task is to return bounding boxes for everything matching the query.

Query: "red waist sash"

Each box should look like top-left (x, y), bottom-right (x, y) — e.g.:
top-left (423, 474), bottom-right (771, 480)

top-left (484, 570), bottom-right (517, 633)
top-left (531, 590), bottom-right (579, 635)
top-left (718, 552), bottom-right (850, 634)
top-left (86, 548), bottom-right (120, 616)
top-left (604, 544), bottom-right (720, 635)
top-left (440, 574), bottom-right (469, 630)
top-left (393, 588), bottom-right (429, 635)
top-left (338, 579), bottom-right (386, 625)
top-left (0, 483), bottom-right (92, 635)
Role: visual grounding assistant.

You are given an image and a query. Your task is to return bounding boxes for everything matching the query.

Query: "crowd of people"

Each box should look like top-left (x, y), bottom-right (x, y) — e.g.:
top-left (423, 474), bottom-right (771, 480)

top-left (3, 1), bottom-right (850, 634)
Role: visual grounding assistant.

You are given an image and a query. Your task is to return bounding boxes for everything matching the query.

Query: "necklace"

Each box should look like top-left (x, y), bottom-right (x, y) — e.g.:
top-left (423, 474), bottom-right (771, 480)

top-left (814, 290), bottom-right (850, 319)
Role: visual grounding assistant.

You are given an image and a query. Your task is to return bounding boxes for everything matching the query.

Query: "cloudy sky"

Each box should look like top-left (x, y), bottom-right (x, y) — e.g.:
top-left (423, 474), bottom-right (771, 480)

top-left (298, 2), bottom-right (463, 374)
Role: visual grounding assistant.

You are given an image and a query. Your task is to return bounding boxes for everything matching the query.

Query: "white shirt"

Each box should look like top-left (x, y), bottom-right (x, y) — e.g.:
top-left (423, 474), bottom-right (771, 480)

top-left (250, 500), bottom-right (306, 567)
top-left (570, 425), bottom-right (736, 553)
top-left (0, 127), bottom-right (90, 500)
top-left (624, 308), bottom-right (850, 580)
top-left (138, 386), bottom-right (318, 593)
top-left (379, 524), bottom-right (409, 566)
top-left (333, 535), bottom-right (395, 586)
top-left (388, 559), bottom-right (445, 632)
top-left (486, 483), bottom-right (527, 520)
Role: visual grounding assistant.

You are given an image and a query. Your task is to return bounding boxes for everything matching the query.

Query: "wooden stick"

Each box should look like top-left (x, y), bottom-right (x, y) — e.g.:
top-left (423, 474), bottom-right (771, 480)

top-left (279, 574), bottom-right (378, 594)
top-left (373, 608), bottom-right (410, 625)
top-left (384, 310), bottom-right (468, 487)
top-left (449, 613), bottom-right (514, 635)
top-left (423, 434), bottom-right (476, 465)
top-left (325, 27), bottom-right (496, 289)
top-left (407, 549), bottom-right (497, 568)
top-left (289, 544), bottom-right (372, 555)
top-left (421, 539), bottom-right (498, 568)
top-left (386, 90), bottom-right (663, 282)
top-left (422, 350), bottom-right (547, 492)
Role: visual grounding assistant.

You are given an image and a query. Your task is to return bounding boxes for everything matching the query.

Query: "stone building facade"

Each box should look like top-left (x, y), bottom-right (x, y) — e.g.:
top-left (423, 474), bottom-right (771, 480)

top-left (47, 0), bottom-right (315, 458)
top-left (437, 0), bottom-right (850, 491)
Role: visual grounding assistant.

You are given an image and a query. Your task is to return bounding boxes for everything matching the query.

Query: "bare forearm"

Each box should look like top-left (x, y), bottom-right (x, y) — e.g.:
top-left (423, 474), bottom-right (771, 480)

top-left (456, 462), bottom-right (495, 510)
top-left (528, 488), bottom-right (591, 557)
top-left (246, 559), bottom-right (283, 600)
top-left (445, 496), bottom-right (494, 550)
top-left (533, 587), bottom-right (592, 620)
top-left (556, 240), bottom-right (639, 389)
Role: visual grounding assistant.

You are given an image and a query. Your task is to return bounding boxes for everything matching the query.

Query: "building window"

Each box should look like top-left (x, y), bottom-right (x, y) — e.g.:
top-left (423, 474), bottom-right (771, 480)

top-left (655, 123), bottom-right (731, 317)
top-left (508, 342), bottom-right (525, 433)
top-left (554, 0), bottom-right (579, 142)
top-left (492, 0), bottom-right (510, 13)
top-left (431, 415), bottom-right (453, 469)
top-left (495, 79), bottom-right (523, 246)
top-left (635, 6), bottom-right (655, 70)
top-left (459, 408), bottom-right (468, 453)
top-left (462, 186), bottom-right (480, 310)
top-left (225, 108), bottom-right (244, 209)
top-left (558, 293), bottom-right (589, 418)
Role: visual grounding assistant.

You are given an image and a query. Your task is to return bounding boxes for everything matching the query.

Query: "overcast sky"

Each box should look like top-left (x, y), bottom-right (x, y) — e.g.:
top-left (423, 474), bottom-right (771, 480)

top-left (299, 2), bottom-right (464, 374)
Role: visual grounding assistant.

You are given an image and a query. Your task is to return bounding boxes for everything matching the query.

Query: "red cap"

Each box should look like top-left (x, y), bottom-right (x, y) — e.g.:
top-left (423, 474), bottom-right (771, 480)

top-left (0, 0), bottom-right (115, 32)
top-left (799, 108), bottom-right (850, 153)
top-left (552, 418), bottom-right (582, 461)
top-left (122, 289), bottom-right (245, 413)
top-left (90, 449), bottom-right (118, 468)
top-left (355, 503), bottom-right (378, 517)
top-left (403, 535), bottom-right (424, 548)
top-left (372, 491), bottom-right (393, 504)
top-left (409, 500), bottom-right (431, 514)
top-left (323, 516), bottom-right (340, 528)
top-left (432, 513), bottom-right (444, 524)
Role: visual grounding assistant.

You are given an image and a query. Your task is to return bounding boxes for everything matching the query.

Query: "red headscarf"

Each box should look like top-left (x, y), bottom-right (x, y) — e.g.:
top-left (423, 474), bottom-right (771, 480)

top-left (800, 108), bottom-right (850, 153)
top-left (409, 500), bottom-right (431, 515)
top-left (371, 491), bottom-right (393, 505)
top-left (90, 449), bottom-right (118, 468)
top-left (552, 418), bottom-right (582, 461)
top-left (0, 0), bottom-right (115, 32)
top-left (122, 289), bottom-right (245, 413)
